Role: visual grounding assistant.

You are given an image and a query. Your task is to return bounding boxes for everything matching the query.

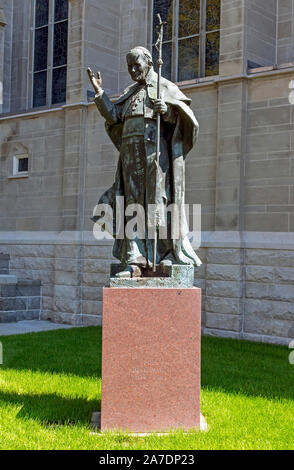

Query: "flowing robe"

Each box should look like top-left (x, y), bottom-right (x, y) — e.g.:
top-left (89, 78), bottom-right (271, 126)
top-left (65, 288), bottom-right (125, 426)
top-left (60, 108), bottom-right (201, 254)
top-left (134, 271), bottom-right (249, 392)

top-left (92, 70), bottom-right (201, 267)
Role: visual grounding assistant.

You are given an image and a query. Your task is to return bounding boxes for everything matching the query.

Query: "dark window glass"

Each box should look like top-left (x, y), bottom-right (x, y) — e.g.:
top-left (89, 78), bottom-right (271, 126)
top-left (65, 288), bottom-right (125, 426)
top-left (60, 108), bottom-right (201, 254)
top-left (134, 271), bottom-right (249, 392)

top-left (178, 36), bottom-right (199, 81)
top-left (52, 66), bottom-right (67, 104)
top-left (35, 0), bottom-right (49, 28)
top-left (54, 0), bottom-right (68, 22)
top-left (152, 42), bottom-right (172, 80)
top-left (179, 0), bottom-right (200, 38)
top-left (205, 31), bottom-right (219, 76)
top-left (18, 158), bottom-right (28, 173)
top-left (33, 71), bottom-right (47, 107)
top-left (53, 21), bottom-right (68, 67)
top-left (206, 0), bottom-right (220, 32)
top-left (34, 26), bottom-right (48, 71)
top-left (152, 0), bottom-right (173, 42)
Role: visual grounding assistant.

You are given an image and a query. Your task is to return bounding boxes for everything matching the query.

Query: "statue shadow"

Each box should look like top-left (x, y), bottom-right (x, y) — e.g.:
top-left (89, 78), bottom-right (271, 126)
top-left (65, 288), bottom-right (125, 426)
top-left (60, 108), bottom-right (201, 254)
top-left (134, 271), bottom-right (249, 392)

top-left (0, 390), bottom-right (100, 426)
top-left (1, 328), bottom-right (294, 410)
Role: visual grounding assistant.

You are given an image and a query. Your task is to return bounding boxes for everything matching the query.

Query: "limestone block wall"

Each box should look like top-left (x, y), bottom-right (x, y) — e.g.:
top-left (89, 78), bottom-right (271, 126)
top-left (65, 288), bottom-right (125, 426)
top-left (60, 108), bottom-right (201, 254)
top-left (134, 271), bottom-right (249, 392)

top-left (0, 2), bottom-right (6, 115)
top-left (245, 0), bottom-right (277, 67)
top-left (0, 0), bottom-right (122, 111)
top-left (119, 0), bottom-right (148, 91)
top-left (9, 0), bottom-right (31, 113)
top-left (245, 71), bottom-right (294, 232)
top-left (215, 79), bottom-right (245, 231)
top-left (83, 0), bottom-right (121, 98)
top-left (219, 0), bottom-right (245, 76)
top-left (64, 0), bottom-right (149, 103)
top-left (186, 86), bottom-right (218, 231)
top-left (83, 103), bottom-right (119, 231)
top-left (1, 0), bottom-right (12, 113)
top-left (0, 109), bottom-right (66, 231)
top-left (277, 0), bottom-right (294, 64)
top-left (67, 0), bottom-right (86, 103)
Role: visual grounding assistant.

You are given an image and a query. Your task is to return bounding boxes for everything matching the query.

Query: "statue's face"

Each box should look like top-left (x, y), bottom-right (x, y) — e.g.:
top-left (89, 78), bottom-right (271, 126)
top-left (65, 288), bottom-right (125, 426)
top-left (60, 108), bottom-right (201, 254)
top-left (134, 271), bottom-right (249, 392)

top-left (127, 53), bottom-right (150, 83)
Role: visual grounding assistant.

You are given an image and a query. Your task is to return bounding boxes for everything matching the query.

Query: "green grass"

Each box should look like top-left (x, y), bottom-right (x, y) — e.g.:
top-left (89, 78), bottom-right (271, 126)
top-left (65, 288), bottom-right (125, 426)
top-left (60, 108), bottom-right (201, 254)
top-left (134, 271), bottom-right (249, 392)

top-left (0, 326), bottom-right (293, 450)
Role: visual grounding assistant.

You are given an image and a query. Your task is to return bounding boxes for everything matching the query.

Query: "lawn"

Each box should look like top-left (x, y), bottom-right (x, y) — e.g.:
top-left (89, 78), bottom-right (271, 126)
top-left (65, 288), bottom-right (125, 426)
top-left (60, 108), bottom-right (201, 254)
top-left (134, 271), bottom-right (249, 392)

top-left (0, 326), bottom-right (293, 450)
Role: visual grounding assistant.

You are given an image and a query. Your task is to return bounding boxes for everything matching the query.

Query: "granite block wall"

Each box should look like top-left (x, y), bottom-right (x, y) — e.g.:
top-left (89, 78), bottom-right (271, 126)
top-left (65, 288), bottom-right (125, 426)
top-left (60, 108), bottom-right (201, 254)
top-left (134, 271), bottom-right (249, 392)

top-left (201, 245), bottom-right (294, 345)
top-left (0, 279), bottom-right (41, 323)
top-left (0, 253), bottom-right (41, 322)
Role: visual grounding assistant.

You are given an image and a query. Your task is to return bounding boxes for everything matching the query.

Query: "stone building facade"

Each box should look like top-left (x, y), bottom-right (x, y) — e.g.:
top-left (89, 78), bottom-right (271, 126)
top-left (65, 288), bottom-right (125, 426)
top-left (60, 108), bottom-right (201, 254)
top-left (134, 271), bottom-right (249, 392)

top-left (0, 0), bottom-right (294, 345)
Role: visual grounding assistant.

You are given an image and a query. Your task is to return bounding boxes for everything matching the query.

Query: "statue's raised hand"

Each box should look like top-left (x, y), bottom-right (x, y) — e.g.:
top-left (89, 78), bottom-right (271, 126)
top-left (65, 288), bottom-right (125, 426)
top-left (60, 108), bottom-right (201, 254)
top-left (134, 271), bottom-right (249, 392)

top-left (87, 67), bottom-right (103, 94)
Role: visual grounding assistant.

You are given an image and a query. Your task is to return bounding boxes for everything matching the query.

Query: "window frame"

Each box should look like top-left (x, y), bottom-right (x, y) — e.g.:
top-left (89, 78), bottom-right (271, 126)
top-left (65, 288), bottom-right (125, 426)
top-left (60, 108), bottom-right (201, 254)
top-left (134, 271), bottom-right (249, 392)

top-left (149, 0), bottom-right (220, 83)
top-left (30, 0), bottom-right (68, 109)
top-left (12, 154), bottom-right (29, 178)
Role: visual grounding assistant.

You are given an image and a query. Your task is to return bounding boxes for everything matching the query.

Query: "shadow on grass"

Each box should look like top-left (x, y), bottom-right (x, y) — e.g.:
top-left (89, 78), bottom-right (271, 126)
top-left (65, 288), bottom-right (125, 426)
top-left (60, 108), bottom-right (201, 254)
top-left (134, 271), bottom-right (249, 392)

top-left (201, 335), bottom-right (294, 401)
top-left (0, 390), bottom-right (100, 426)
top-left (1, 326), bottom-right (294, 403)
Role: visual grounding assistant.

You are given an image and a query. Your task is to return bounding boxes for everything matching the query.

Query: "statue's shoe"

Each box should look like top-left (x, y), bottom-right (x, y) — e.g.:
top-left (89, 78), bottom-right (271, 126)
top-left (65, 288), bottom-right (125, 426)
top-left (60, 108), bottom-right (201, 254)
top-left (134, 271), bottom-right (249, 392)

top-left (160, 259), bottom-right (173, 267)
top-left (160, 255), bottom-right (176, 267)
top-left (115, 265), bottom-right (142, 278)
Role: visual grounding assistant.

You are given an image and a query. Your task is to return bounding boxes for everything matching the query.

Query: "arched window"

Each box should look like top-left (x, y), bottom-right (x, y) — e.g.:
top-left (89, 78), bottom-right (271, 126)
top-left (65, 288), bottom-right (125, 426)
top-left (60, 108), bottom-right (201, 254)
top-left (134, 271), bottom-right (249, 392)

top-left (152, 0), bottom-right (220, 81)
top-left (33, 0), bottom-right (68, 107)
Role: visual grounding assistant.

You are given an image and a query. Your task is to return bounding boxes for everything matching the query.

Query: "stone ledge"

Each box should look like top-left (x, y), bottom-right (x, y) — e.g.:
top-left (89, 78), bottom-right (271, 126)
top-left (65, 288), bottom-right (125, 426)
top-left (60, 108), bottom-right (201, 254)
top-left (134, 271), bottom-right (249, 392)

top-left (51, 312), bottom-right (102, 326)
top-left (0, 275), bottom-right (17, 285)
top-left (0, 310), bottom-right (40, 323)
top-left (202, 327), bottom-right (293, 346)
top-left (1, 231), bottom-right (294, 250)
top-left (0, 320), bottom-right (82, 336)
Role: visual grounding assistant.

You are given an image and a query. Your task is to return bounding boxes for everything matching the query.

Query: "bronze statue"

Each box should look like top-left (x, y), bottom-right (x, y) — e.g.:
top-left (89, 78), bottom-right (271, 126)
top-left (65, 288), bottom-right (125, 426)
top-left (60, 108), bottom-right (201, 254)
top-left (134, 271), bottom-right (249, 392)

top-left (87, 45), bottom-right (201, 278)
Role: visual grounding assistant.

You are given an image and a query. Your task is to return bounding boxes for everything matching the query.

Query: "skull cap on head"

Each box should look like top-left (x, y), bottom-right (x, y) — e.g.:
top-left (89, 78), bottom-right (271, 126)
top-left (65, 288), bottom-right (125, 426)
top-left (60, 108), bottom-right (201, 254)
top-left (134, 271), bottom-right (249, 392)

top-left (126, 47), bottom-right (153, 66)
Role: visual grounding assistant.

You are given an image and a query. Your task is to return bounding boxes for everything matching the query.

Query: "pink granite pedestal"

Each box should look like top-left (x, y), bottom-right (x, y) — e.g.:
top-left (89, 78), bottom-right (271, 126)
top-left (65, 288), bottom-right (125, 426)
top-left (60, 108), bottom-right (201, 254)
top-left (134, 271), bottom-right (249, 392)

top-left (101, 287), bottom-right (201, 433)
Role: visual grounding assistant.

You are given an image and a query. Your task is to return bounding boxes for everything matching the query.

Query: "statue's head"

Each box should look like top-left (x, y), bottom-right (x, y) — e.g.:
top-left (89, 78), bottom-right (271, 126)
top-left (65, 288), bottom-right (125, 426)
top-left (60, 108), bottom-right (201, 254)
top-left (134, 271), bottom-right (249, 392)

top-left (126, 47), bottom-right (153, 83)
